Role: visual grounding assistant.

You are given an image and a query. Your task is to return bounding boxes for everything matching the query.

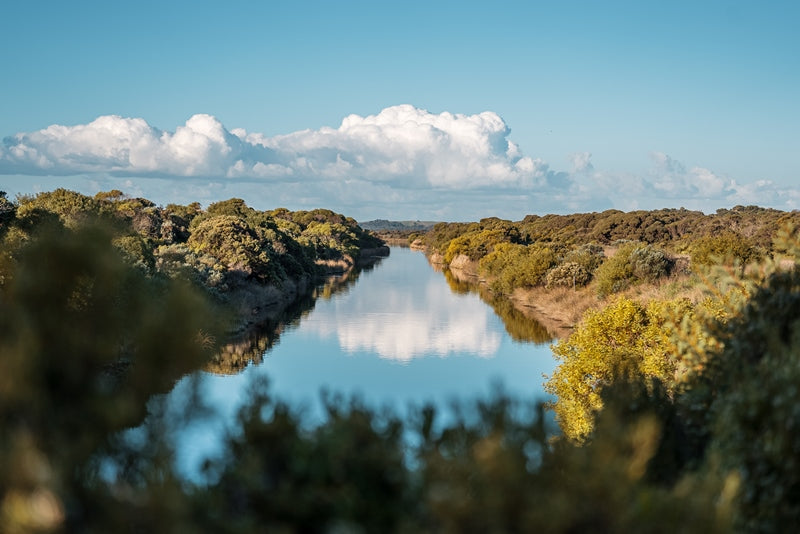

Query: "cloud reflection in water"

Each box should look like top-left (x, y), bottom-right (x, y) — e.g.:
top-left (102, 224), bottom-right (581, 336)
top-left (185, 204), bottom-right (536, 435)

top-left (304, 262), bottom-right (501, 362)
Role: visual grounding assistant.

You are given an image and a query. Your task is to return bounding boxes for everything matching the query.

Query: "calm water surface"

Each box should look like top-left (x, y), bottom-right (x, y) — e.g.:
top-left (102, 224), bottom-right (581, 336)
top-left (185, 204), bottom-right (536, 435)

top-left (163, 247), bottom-right (558, 478)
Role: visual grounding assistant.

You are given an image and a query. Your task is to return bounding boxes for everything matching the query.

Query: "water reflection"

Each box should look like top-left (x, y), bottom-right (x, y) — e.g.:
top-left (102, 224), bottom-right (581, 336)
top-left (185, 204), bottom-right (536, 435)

top-left (443, 270), bottom-right (555, 344)
top-left (304, 274), bottom-right (502, 361)
top-left (141, 247), bottom-right (558, 480)
top-left (206, 260), bottom-right (384, 374)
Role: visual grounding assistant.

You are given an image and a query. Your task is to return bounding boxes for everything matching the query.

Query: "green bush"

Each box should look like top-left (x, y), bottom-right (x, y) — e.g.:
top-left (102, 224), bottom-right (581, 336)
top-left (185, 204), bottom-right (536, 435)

top-left (546, 297), bottom-right (679, 440)
top-left (594, 243), bottom-right (673, 297)
top-left (629, 244), bottom-right (674, 282)
top-left (112, 235), bottom-right (155, 273)
top-left (15, 188), bottom-right (102, 228)
top-left (563, 243), bottom-right (605, 273)
top-left (443, 227), bottom-right (518, 264)
top-left (480, 243), bottom-right (557, 294)
top-left (187, 215), bottom-right (282, 281)
top-left (690, 231), bottom-right (761, 267)
top-left (0, 191), bottom-right (16, 234)
top-left (545, 262), bottom-right (591, 289)
top-left (687, 268), bottom-right (800, 532)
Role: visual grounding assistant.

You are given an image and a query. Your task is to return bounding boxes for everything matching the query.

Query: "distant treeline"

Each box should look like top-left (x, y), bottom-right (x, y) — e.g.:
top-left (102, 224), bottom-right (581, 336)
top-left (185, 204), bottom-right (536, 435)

top-left (359, 219), bottom-right (439, 232)
top-left (417, 206), bottom-right (800, 297)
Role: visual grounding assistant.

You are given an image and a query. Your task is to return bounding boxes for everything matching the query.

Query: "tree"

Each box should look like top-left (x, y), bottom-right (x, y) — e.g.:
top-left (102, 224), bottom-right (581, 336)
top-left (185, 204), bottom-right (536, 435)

top-left (0, 191), bottom-right (16, 233)
top-left (187, 215), bottom-right (281, 281)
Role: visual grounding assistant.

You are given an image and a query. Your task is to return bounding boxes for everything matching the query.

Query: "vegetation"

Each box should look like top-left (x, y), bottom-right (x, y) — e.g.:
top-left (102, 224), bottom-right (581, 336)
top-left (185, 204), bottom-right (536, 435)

top-left (416, 209), bottom-right (800, 531)
top-left (0, 222), bottom-right (736, 531)
top-left (1, 189), bottom-right (384, 331)
top-left (541, 223), bottom-right (800, 531)
top-left (480, 242), bottom-right (557, 294)
top-left (4, 192), bottom-right (800, 531)
top-left (418, 206), bottom-right (800, 306)
top-left (593, 242), bottom-right (674, 297)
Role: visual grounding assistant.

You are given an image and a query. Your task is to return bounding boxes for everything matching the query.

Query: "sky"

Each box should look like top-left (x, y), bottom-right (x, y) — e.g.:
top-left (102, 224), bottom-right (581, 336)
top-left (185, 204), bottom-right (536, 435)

top-left (1, 0), bottom-right (798, 221)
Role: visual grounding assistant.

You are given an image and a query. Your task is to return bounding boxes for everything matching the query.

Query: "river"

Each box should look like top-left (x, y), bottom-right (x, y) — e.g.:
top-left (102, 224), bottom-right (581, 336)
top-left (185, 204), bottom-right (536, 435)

top-left (147, 246), bottom-right (559, 480)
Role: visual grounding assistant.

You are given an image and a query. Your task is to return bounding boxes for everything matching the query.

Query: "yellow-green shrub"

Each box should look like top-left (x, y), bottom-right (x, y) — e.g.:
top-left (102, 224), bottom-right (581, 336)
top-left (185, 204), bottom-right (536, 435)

top-left (479, 243), bottom-right (557, 294)
top-left (546, 297), bottom-right (682, 441)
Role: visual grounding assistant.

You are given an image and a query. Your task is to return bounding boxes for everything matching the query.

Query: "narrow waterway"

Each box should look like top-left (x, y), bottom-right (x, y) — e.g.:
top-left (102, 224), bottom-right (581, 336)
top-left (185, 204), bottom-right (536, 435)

top-left (156, 247), bottom-right (559, 479)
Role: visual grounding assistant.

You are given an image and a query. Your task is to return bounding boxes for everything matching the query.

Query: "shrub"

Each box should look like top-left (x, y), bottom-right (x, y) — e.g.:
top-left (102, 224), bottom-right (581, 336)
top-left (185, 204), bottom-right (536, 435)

top-left (480, 243), bottom-right (557, 294)
top-left (595, 243), bottom-right (673, 297)
top-left (112, 235), bottom-right (155, 273)
top-left (629, 244), bottom-right (674, 282)
top-left (188, 215), bottom-right (281, 281)
top-left (690, 231), bottom-right (761, 267)
top-left (545, 262), bottom-right (591, 289)
top-left (563, 243), bottom-right (605, 274)
top-left (546, 297), bottom-right (681, 440)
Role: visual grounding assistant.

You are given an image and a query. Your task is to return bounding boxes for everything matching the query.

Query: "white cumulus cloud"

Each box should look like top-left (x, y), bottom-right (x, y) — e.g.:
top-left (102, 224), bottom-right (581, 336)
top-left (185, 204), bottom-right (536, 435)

top-left (1, 105), bottom-right (538, 190)
top-left (3, 107), bottom-right (799, 218)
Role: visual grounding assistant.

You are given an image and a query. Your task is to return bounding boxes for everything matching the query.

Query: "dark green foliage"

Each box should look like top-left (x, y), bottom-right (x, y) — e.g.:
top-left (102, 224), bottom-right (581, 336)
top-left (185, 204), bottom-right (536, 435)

top-left (7, 194), bottom-right (800, 531)
top-left (563, 243), bottom-right (605, 273)
top-left (2, 189), bottom-right (383, 338)
top-left (164, 201), bottom-right (202, 226)
top-left (191, 384), bottom-right (731, 534)
top-left (423, 221), bottom-right (479, 254)
top-left (0, 224), bottom-right (219, 531)
top-left (299, 220), bottom-right (360, 261)
top-left (112, 234), bottom-right (156, 273)
top-left (444, 227), bottom-right (517, 263)
top-left (205, 389), bottom-right (412, 533)
top-left (16, 188), bottom-right (101, 221)
top-left (686, 268), bottom-right (800, 531)
top-left (423, 207), bottom-right (797, 300)
top-left (206, 197), bottom-right (254, 219)
top-left (629, 243), bottom-right (674, 282)
top-left (188, 215), bottom-right (282, 281)
top-left (545, 225), bottom-right (800, 530)
top-left (0, 191), bottom-right (15, 234)
top-left (543, 243), bottom-right (606, 289)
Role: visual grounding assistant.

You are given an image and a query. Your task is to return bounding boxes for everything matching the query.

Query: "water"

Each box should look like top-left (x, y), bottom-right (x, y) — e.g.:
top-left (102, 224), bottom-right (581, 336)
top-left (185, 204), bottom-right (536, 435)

top-left (150, 247), bottom-right (559, 479)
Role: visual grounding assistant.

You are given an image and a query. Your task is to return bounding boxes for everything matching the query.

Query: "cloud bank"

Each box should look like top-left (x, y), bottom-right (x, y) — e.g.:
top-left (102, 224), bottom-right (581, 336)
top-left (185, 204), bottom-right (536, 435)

top-left (2, 106), bottom-right (798, 219)
top-left (0, 105), bottom-right (543, 189)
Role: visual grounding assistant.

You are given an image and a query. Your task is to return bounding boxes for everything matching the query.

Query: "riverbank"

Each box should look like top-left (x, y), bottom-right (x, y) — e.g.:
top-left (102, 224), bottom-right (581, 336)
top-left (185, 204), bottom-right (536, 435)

top-left (209, 245), bottom-right (390, 374)
top-left (436, 253), bottom-right (587, 339)
top-left (426, 250), bottom-right (700, 340)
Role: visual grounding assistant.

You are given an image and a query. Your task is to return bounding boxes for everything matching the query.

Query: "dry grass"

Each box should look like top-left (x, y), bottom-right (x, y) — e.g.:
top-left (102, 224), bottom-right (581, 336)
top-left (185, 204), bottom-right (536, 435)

top-left (618, 272), bottom-right (707, 306)
top-left (511, 285), bottom-right (599, 338)
top-left (510, 271), bottom-right (708, 338)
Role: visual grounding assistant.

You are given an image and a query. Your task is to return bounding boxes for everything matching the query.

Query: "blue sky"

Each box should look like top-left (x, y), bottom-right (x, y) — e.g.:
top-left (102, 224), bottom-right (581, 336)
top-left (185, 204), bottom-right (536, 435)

top-left (1, 1), bottom-right (798, 221)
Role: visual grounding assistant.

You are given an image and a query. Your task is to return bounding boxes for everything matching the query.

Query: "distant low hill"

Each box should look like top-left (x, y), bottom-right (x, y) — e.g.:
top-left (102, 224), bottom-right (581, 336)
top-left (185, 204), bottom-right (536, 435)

top-left (359, 219), bottom-right (439, 231)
